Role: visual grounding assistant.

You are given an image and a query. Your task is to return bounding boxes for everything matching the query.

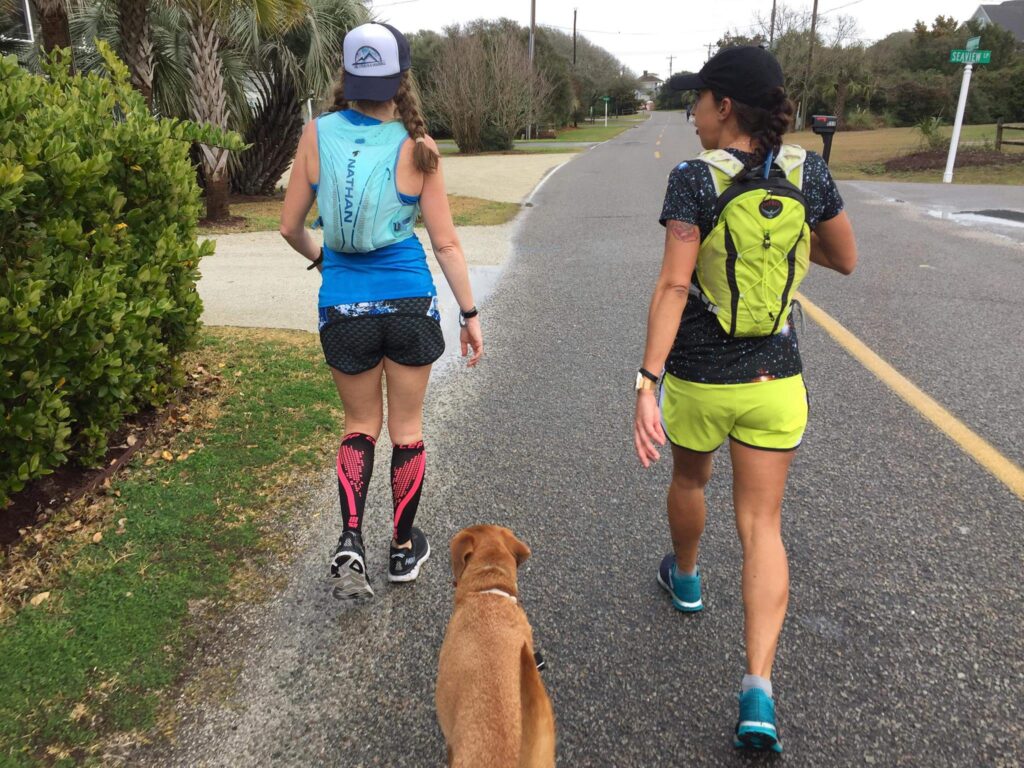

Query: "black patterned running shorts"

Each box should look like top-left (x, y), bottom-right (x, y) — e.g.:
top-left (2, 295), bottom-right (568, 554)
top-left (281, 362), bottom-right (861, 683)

top-left (318, 296), bottom-right (445, 375)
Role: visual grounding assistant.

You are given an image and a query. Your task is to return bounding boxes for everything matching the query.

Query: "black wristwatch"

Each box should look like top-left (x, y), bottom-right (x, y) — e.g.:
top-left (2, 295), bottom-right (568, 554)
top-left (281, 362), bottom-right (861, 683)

top-left (458, 306), bottom-right (479, 327)
top-left (306, 248), bottom-right (324, 270)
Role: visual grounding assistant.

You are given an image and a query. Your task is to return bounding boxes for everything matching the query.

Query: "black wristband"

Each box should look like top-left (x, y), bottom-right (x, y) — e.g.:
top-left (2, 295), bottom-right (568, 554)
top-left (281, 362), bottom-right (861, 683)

top-left (639, 367), bottom-right (659, 383)
top-left (306, 249), bottom-right (324, 270)
top-left (459, 306), bottom-right (479, 320)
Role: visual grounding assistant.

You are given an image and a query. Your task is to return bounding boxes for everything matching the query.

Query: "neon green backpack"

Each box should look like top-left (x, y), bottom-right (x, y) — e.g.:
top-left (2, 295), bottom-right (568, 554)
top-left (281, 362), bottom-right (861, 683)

top-left (693, 144), bottom-right (810, 337)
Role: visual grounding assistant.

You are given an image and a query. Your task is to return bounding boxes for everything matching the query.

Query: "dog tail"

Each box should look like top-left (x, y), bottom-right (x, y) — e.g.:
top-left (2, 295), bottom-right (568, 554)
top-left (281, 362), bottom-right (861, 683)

top-left (519, 643), bottom-right (556, 766)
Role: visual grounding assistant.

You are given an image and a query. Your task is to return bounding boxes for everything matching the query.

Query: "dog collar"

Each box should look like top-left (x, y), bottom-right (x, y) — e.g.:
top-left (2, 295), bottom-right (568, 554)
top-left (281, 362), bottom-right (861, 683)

top-left (477, 588), bottom-right (517, 604)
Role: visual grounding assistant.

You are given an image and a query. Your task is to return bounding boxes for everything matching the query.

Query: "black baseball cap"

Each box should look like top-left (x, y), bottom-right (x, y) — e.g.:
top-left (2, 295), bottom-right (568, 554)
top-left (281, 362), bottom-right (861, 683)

top-left (343, 22), bottom-right (412, 102)
top-left (669, 46), bottom-right (785, 109)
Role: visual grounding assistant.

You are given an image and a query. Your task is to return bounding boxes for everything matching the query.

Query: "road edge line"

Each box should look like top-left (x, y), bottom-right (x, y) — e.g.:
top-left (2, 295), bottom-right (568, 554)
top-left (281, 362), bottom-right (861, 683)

top-left (796, 292), bottom-right (1024, 501)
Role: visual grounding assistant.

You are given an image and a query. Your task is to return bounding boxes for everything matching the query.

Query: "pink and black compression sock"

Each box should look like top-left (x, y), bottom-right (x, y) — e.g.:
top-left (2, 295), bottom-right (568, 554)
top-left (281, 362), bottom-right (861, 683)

top-left (337, 433), bottom-right (376, 534)
top-left (391, 441), bottom-right (425, 545)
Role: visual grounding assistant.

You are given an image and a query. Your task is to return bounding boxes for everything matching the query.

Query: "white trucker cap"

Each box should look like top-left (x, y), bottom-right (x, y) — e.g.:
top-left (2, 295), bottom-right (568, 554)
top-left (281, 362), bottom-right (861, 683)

top-left (343, 22), bottom-right (411, 102)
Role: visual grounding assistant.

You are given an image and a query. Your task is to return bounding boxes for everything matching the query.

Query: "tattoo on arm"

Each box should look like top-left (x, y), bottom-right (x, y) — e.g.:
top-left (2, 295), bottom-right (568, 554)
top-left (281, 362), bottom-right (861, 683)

top-left (668, 221), bottom-right (699, 243)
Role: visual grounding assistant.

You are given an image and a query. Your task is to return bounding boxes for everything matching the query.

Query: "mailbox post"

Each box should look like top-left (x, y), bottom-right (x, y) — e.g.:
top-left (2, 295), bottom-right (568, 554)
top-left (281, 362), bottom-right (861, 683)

top-left (811, 114), bottom-right (838, 164)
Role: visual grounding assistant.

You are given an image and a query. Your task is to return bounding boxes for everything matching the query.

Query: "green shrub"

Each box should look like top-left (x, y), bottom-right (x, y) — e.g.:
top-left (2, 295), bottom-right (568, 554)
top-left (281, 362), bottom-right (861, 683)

top-left (915, 115), bottom-right (949, 151)
top-left (0, 46), bottom-right (242, 507)
top-left (844, 107), bottom-right (882, 131)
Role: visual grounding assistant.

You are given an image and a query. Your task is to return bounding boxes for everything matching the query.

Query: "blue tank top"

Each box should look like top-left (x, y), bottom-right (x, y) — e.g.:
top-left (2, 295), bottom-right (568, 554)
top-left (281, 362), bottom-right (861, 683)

top-left (315, 111), bottom-right (436, 306)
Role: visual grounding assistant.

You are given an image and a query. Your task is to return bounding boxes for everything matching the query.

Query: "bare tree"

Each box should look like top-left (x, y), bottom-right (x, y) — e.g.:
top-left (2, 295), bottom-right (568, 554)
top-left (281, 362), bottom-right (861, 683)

top-left (485, 29), bottom-right (551, 149)
top-left (425, 29), bottom-right (489, 153)
top-left (426, 26), bottom-right (550, 154)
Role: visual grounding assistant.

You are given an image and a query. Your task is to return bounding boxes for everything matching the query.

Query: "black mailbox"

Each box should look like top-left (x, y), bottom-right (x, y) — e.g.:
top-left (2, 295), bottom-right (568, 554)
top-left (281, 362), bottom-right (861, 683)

top-left (810, 114), bottom-right (838, 163)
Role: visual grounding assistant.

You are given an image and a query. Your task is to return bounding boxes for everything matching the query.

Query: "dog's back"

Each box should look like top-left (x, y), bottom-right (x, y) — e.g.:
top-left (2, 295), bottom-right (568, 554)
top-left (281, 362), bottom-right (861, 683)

top-left (436, 526), bottom-right (555, 768)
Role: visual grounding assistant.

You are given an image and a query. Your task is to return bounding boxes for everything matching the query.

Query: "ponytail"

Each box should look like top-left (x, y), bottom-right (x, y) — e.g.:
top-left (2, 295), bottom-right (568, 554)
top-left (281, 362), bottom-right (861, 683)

top-left (324, 69), bottom-right (439, 175)
top-left (715, 87), bottom-right (795, 169)
top-left (393, 71), bottom-right (439, 174)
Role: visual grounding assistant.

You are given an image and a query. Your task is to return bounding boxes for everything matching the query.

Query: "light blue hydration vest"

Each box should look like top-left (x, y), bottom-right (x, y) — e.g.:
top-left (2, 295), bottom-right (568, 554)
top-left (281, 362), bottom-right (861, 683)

top-left (316, 111), bottom-right (419, 253)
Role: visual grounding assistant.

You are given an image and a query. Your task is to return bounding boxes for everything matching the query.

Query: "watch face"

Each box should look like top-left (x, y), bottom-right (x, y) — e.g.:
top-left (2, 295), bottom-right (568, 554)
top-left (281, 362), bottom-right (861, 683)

top-left (635, 371), bottom-right (644, 390)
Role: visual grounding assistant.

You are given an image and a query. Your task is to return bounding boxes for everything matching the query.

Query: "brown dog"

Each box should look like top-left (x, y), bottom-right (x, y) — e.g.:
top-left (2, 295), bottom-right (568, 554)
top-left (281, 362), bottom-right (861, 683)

top-left (436, 525), bottom-right (555, 768)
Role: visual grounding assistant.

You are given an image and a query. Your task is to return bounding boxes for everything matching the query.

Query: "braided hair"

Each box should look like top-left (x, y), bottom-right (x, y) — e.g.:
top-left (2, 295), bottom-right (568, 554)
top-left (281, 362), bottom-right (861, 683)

top-left (326, 69), bottom-right (439, 175)
top-left (714, 87), bottom-right (795, 169)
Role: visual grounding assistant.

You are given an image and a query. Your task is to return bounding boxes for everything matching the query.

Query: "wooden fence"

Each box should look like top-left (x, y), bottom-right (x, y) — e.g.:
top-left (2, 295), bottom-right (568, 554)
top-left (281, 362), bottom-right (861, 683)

top-left (995, 118), bottom-right (1024, 151)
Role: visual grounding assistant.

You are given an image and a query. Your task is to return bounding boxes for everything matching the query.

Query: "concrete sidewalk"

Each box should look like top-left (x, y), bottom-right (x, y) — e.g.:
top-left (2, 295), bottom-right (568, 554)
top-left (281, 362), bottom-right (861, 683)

top-left (200, 153), bottom-right (577, 334)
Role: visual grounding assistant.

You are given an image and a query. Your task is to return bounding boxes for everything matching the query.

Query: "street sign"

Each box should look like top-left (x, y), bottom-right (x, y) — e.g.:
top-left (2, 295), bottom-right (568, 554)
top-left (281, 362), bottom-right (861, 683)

top-left (601, 96), bottom-right (610, 103)
top-left (966, 36), bottom-right (981, 51)
top-left (950, 49), bottom-right (991, 64)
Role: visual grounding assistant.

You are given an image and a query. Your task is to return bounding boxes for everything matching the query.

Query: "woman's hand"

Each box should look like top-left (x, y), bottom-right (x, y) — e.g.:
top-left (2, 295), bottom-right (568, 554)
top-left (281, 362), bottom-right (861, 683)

top-left (634, 390), bottom-right (666, 467)
top-left (460, 316), bottom-right (483, 367)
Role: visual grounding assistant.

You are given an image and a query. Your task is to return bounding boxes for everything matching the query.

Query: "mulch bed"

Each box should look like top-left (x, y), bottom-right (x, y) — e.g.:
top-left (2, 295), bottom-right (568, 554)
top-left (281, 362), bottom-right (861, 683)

top-left (885, 149), bottom-right (1024, 172)
top-left (0, 408), bottom-right (166, 548)
top-left (1, 365), bottom-right (221, 549)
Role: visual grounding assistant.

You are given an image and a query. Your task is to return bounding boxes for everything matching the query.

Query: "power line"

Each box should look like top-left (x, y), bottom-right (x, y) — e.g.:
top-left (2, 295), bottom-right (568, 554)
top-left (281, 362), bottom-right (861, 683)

top-left (821, 0), bottom-right (865, 15)
top-left (540, 23), bottom-right (654, 36)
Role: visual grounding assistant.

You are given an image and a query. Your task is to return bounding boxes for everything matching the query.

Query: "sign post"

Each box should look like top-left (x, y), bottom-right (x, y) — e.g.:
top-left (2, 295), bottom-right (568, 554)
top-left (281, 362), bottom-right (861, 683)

top-left (602, 96), bottom-right (610, 127)
top-left (944, 42), bottom-right (991, 184)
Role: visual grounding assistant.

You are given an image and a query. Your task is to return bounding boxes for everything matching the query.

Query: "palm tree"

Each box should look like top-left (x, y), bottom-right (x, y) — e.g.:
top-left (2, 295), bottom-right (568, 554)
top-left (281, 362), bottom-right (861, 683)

top-left (228, 0), bottom-right (366, 195)
top-left (172, 0), bottom-right (304, 219)
top-left (116, 0), bottom-right (154, 107)
top-left (70, 0), bottom-right (344, 218)
top-left (31, 0), bottom-right (73, 64)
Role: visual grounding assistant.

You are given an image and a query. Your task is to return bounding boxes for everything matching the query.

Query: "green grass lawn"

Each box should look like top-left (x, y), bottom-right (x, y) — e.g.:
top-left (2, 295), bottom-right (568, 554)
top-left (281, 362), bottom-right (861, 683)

top-left (438, 145), bottom-right (584, 156)
top-left (550, 117), bottom-right (645, 143)
top-left (199, 193), bottom-right (521, 235)
top-left (0, 328), bottom-right (342, 765)
top-left (789, 123), bottom-right (1024, 184)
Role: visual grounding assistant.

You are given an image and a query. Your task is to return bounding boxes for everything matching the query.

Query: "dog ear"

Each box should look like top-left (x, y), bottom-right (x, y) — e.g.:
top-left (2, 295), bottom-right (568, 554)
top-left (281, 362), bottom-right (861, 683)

top-left (449, 529), bottom-right (475, 585)
top-left (502, 529), bottom-right (531, 566)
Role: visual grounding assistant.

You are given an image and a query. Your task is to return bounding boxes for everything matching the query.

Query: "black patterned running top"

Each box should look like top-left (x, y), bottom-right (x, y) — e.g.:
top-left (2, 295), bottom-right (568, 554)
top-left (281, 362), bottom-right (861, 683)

top-left (658, 147), bottom-right (844, 384)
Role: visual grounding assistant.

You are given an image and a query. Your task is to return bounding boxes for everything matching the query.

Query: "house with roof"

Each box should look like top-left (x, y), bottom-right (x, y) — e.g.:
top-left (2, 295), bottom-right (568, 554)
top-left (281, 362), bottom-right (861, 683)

top-left (636, 70), bottom-right (663, 102)
top-left (972, 0), bottom-right (1024, 42)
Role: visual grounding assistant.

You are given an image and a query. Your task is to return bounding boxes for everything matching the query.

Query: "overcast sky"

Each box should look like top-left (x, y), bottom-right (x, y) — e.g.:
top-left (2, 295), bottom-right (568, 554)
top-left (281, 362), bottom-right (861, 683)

top-left (369, 0), bottom-right (985, 77)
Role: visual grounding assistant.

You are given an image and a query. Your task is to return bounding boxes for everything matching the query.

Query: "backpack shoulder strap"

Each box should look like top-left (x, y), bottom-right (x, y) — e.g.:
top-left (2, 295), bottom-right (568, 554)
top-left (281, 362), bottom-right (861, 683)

top-left (697, 149), bottom-right (746, 195)
top-left (774, 144), bottom-right (807, 189)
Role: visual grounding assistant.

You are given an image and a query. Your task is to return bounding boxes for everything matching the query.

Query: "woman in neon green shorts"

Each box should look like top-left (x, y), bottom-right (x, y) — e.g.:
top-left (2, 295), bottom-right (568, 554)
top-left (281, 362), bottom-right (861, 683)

top-left (633, 46), bottom-right (857, 752)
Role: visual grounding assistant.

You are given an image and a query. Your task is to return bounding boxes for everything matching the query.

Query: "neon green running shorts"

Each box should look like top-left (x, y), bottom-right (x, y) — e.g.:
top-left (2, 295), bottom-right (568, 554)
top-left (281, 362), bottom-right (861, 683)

top-left (660, 373), bottom-right (809, 453)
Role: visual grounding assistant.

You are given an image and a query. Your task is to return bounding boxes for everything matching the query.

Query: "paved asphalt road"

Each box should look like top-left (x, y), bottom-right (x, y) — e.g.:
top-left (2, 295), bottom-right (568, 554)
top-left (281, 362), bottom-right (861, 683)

top-left (146, 113), bottom-right (1023, 767)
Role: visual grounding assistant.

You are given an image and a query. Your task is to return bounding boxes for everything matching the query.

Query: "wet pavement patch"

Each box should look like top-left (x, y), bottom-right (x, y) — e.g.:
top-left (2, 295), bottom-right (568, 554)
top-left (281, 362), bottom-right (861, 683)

top-left (961, 209), bottom-right (1024, 224)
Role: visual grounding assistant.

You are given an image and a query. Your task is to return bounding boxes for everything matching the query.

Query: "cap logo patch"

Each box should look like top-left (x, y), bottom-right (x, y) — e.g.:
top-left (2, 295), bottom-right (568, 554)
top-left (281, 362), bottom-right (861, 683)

top-left (353, 46), bottom-right (384, 68)
top-left (759, 199), bottom-right (783, 219)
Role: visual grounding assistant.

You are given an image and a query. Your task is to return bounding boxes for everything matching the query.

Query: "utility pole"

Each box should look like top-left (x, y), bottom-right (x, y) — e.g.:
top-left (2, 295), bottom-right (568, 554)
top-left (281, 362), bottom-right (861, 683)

top-left (769, 0), bottom-right (777, 46)
top-left (706, 42), bottom-right (714, 61)
top-left (666, 55), bottom-right (675, 77)
top-left (528, 0), bottom-right (536, 64)
top-left (527, 0), bottom-right (536, 141)
top-left (800, 0), bottom-right (820, 131)
top-left (573, 8), bottom-right (577, 67)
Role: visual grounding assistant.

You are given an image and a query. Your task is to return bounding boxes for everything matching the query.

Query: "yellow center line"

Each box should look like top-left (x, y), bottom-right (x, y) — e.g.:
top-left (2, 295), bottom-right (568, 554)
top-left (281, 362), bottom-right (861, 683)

top-left (655, 151), bottom-right (662, 159)
top-left (796, 292), bottom-right (1024, 501)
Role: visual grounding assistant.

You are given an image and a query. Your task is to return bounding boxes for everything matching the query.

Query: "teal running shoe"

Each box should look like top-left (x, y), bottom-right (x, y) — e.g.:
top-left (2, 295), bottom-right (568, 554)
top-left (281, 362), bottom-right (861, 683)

top-left (656, 554), bottom-right (703, 612)
top-left (734, 687), bottom-right (783, 753)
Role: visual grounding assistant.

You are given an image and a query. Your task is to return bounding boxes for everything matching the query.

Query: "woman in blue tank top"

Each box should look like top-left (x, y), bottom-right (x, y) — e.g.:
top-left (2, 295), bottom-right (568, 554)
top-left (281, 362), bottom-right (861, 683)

top-left (280, 22), bottom-right (483, 598)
